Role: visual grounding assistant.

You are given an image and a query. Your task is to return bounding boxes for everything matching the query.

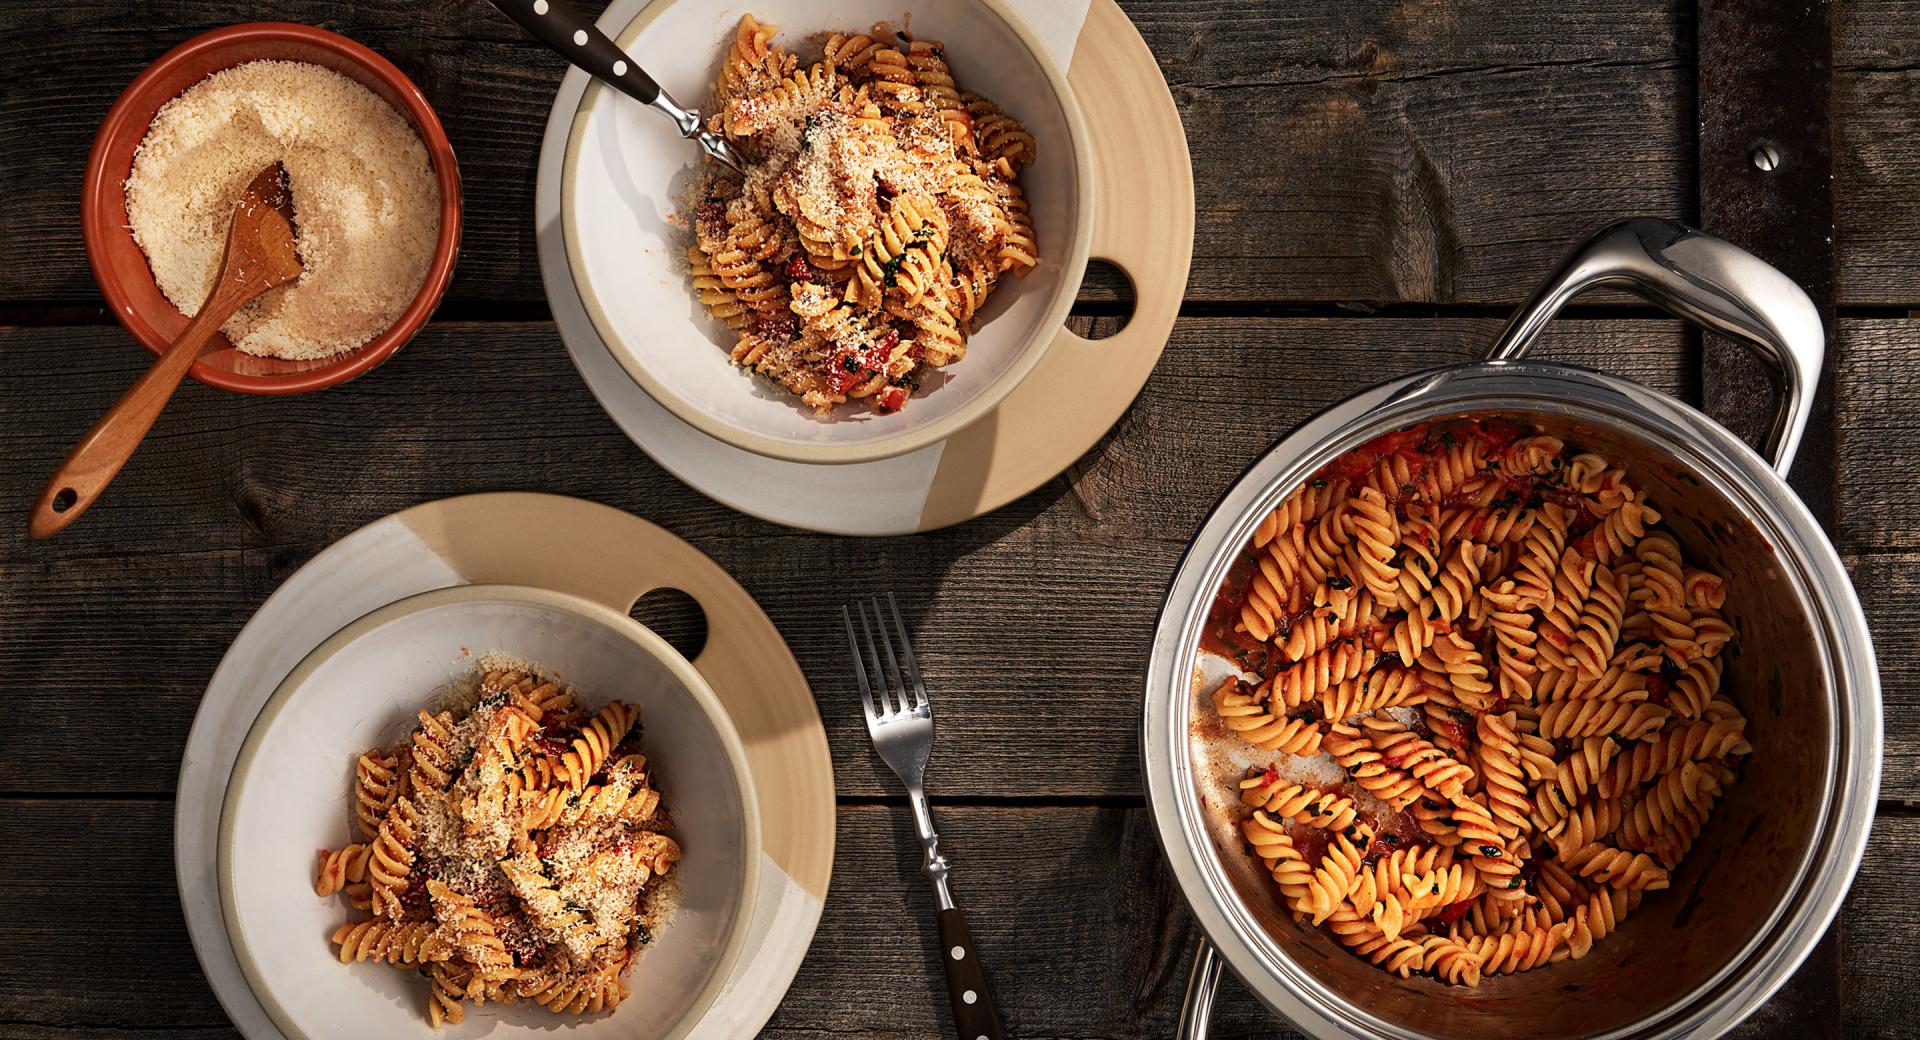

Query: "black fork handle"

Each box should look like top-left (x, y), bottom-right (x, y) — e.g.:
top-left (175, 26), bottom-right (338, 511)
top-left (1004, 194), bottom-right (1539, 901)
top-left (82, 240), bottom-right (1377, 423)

top-left (488, 0), bottom-right (661, 106)
top-left (937, 907), bottom-right (1006, 1039)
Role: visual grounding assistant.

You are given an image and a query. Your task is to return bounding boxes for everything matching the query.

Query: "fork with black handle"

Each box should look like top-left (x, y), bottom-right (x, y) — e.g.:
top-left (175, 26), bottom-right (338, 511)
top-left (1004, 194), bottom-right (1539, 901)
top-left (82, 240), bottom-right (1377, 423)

top-left (844, 594), bottom-right (1006, 1040)
top-left (485, 0), bottom-right (743, 170)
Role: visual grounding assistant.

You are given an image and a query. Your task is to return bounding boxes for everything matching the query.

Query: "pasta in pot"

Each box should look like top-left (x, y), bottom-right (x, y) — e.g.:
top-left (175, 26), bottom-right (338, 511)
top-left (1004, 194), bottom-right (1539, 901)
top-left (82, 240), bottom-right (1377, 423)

top-left (313, 663), bottom-right (679, 1026)
top-left (686, 15), bottom-right (1040, 415)
top-left (1200, 419), bottom-right (1751, 988)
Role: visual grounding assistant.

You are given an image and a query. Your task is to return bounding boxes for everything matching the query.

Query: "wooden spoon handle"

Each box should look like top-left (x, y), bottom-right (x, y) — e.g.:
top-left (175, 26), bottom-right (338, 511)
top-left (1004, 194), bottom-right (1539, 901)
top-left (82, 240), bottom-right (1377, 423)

top-left (29, 295), bottom-right (240, 538)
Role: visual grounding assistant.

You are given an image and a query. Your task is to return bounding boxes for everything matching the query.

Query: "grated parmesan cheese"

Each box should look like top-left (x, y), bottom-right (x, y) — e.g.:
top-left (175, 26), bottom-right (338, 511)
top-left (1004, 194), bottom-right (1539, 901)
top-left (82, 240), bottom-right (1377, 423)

top-left (124, 60), bottom-right (440, 360)
top-left (363, 657), bottom-right (678, 998)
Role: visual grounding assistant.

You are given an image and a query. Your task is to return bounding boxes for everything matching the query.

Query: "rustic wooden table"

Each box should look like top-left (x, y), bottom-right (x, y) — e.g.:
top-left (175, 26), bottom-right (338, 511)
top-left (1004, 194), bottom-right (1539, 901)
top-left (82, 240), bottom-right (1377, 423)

top-left (1, 2), bottom-right (1912, 1037)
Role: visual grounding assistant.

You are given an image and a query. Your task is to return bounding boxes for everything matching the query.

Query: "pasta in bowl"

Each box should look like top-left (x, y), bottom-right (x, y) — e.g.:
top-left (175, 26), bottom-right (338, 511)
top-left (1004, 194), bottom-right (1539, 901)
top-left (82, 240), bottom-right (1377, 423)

top-left (688, 14), bottom-right (1041, 417)
top-left (220, 585), bottom-right (759, 1038)
top-left (561, 0), bottom-right (1091, 464)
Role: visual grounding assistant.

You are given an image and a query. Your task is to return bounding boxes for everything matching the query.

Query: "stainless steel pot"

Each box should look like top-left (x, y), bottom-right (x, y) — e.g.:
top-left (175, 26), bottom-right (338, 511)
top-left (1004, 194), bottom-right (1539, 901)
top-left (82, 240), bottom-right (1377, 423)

top-left (1143, 219), bottom-right (1881, 1040)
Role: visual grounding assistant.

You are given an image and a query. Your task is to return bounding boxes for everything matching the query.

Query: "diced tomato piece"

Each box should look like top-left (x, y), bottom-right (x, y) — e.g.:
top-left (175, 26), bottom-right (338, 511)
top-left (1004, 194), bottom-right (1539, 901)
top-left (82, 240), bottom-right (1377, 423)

top-left (1476, 417), bottom-right (1524, 452)
top-left (1328, 425), bottom-right (1429, 482)
top-left (755, 315), bottom-right (797, 342)
top-left (1326, 457), bottom-right (1368, 483)
top-left (1366, 427), bottom-right (1427, 457)
top-left (784, 255), bottom-right (828, 285)
top-left (827, 356), bottom-right (865, 395)
top-left (867, 327), bottom-right (901, 364)
top-left (876, 385), bottom-right (908, 413)
top-left (1435, 899), bottom-right (1474, 925)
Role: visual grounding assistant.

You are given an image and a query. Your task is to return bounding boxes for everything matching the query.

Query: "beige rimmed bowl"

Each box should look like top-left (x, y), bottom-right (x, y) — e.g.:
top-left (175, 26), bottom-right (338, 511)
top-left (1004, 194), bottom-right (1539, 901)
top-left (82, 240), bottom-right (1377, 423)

top-left (218, 583), bottom-right (760, 1039)
top-left (562, 0), bottom-right (1093, 465)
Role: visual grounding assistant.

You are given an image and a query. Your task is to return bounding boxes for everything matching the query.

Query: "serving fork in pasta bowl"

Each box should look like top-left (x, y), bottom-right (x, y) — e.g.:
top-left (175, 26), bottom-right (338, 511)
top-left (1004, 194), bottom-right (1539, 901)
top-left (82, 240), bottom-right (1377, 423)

top-left (488, 0), bottom-right (743, 170)
top-left (844, 594), bottom-right (1006, 1040)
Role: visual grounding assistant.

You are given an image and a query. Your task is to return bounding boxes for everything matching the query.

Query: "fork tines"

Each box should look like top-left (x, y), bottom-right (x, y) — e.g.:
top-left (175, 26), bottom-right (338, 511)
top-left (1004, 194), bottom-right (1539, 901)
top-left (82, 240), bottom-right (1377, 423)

top-left (842, 593), bottom-right (930, 721)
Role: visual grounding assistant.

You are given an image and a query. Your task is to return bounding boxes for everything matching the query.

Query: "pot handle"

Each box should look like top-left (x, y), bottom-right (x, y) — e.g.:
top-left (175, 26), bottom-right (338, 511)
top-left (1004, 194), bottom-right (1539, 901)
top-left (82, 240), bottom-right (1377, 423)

top-left (1484, 217), bottom-right (1824, 477)
top-left (1177, 938), bottom-right (1223, 1039)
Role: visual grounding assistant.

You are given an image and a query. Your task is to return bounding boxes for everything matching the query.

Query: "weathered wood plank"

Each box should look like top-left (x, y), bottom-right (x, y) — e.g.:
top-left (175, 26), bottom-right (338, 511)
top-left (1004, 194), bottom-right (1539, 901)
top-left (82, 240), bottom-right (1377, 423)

top-left (0, 798), bottom-right (1903, 1038)
top-left (1832, 321), bottom-right (1920, 553)
top-left (12, 319), bottom-right (1914, 803)
top-left (1133, 0), bottom-right (1695, 305)
top-left (772, 804), bottom-right (1281, 1038)
top-left (0, 317), bottom-right (1695, 798)
top-left (1837, 809), bottom-right (1920, 1039)
top-left (1837, 0), bottom-right (1920, 309)
top-left (7, 3), bottom-right (1920, 309)
top-left (0, 800), bottom-right (232, 1034)
top-left (0, 1), bottom-right (1692, 309)
top-left (3, 2), bottom-right (1920, 310)
top-left (0, 799), bottom-right (1286, 1038)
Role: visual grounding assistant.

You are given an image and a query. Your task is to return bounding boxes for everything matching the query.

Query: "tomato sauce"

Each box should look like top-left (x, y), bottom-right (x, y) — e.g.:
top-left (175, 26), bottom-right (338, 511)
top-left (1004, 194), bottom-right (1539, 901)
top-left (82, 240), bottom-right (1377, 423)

top-left (1326, 427), bottom-right (1426, 485)
top-left (1433, 898), bottom-right (1475, 926)
top-left (1363, 804), bottom-right (1428, 854)
top-left (1199, 547), bottom-right (1313, 678)
top-left (1291, 824), bottom-right (1332, 865)
top-left (1429, 714), bottom-right (1472, 751)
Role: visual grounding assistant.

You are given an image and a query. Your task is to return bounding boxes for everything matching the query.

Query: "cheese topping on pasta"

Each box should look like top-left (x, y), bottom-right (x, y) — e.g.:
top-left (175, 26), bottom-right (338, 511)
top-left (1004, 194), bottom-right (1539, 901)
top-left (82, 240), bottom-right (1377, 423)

top-left (1203, 419), bottom-right (1750, 987)
top-left (687, 15), bottom-right (1039, 415)
top-left (313, 662), bottom-right (678, 1026)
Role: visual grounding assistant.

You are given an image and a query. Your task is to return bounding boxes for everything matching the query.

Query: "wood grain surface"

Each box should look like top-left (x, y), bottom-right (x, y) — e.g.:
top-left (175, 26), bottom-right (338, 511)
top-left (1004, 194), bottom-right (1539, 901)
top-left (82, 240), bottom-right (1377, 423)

top-left (0, 0), bottom-right (1913, 1037)
top-left (1, 800), bottom-right (1914, 1038)
top-left (2, 0), bottom-right (1917, 309)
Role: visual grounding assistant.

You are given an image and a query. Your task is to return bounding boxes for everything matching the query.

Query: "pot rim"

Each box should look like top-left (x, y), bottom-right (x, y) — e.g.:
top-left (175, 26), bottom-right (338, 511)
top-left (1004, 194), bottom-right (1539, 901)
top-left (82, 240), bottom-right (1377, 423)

top-left (1142, 357), bottom-right (1882, 1040)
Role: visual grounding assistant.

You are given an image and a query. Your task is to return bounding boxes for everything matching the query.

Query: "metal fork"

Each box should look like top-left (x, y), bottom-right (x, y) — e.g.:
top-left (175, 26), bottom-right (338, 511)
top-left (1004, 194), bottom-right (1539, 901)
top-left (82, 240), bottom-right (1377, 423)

top-left (844, 594), bottom-right (1006, 1040)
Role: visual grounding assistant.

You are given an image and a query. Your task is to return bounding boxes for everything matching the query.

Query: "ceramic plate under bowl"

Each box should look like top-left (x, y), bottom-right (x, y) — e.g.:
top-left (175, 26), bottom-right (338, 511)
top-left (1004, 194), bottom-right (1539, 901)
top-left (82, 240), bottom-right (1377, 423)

top-left (563, 0), bottom-right (1092, 464)
top-left (219, 584), bottom-right (759, 1039)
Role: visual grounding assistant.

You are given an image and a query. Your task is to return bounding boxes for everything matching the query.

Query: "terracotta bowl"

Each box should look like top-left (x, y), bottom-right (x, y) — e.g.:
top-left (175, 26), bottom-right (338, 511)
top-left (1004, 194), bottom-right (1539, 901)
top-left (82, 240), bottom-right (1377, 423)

top-left (82, 22), bottom-right (462, 395)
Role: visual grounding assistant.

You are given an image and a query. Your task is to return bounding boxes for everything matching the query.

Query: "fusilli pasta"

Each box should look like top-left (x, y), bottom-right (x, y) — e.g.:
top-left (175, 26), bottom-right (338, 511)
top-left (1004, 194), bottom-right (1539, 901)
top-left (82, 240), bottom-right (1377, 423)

top-left (313, 662), bottom-right (678, 1026)
top-left (1199, 418), bottom-right (1750, 987)
top-left (687, 15), bottom-right (1040, 415)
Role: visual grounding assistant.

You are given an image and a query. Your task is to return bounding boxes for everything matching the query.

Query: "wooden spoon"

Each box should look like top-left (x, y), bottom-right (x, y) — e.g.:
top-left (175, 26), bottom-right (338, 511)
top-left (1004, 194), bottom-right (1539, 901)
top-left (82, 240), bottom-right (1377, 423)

top-left (30, 162), bottom-right (302, 539)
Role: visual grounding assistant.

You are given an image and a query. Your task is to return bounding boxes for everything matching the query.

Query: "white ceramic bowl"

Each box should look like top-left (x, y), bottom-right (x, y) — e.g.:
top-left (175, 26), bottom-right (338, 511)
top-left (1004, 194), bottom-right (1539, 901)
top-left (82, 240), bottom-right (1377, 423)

top-left (563, 0), bottom-right (1093, 465)
top-left (219, 584), bottom-right (761, 1039)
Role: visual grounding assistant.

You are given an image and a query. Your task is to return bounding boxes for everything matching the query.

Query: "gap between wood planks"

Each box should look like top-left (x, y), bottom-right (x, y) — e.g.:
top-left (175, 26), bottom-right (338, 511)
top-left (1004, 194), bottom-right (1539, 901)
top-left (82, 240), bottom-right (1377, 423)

top-left (1, 300), bottom-right (1916, 327)
top-left (6, 791), bottom-right (1917, 815)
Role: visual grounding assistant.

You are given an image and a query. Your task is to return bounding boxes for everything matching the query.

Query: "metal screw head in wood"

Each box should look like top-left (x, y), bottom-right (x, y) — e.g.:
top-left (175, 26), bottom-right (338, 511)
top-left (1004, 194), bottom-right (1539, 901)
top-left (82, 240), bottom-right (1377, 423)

top-left (1753, 143), bottom-right (1783, 171)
